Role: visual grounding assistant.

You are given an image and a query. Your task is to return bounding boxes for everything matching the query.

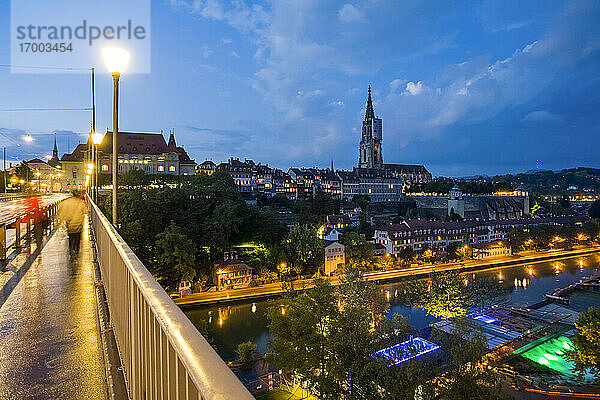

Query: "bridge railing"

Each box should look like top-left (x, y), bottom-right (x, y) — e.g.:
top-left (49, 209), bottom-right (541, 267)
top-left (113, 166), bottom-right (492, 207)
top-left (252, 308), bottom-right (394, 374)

top-left (0, 195), bottom-right (65, 259)
top-left (88, 199), bottom-right (254, 400)
top-left (0, 193), bottom-right (30, 202)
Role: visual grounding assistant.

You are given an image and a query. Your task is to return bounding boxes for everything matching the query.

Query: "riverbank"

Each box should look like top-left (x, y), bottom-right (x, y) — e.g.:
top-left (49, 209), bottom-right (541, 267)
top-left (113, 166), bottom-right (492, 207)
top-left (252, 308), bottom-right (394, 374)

top-left (175, 245), bottom-right (600, 307)
top-left (185, 257), bottom-right (600, 362)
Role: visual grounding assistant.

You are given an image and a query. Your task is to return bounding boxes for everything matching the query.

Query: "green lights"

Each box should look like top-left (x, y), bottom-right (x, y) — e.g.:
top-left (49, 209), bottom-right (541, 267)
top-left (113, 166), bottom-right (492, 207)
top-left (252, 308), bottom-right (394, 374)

top-left (520, 336), bottom-right (593, 381)
top-left (537, 356), bottom-right (550, 366)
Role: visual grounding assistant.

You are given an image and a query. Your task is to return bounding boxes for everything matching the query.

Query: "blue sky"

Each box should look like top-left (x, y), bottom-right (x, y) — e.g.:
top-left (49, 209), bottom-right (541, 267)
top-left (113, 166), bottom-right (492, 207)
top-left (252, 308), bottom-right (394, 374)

top-left (1, 0), bottom-right (599, 176)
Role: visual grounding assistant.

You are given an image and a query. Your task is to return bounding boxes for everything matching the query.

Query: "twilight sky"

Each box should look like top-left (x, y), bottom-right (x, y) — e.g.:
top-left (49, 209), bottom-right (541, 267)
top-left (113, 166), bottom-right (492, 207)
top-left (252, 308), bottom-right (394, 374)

top-left (1, 0), bottom-right (599, 176)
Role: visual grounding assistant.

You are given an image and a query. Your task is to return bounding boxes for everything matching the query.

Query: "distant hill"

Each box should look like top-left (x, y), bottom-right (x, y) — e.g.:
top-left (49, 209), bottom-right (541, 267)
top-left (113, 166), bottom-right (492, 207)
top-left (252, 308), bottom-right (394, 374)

top-left (493, 167), bottom-right (600, 194)
top-left (414, 167), bottom-right (600, 195)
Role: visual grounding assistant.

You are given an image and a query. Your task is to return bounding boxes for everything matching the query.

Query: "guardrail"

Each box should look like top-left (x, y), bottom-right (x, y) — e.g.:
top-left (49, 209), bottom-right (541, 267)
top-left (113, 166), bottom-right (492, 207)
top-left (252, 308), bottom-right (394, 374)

top-left (0, 196), bottom-right (65, 260)
top-left (88, 199), bottom-right (254, 400)
top-left (0, 193), bottom-right (30, 202)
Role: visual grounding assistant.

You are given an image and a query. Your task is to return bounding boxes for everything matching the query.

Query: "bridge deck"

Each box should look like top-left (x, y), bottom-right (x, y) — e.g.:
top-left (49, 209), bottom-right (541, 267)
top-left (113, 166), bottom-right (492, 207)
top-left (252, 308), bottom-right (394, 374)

top-left (0, 220), bottom-right (107, 400)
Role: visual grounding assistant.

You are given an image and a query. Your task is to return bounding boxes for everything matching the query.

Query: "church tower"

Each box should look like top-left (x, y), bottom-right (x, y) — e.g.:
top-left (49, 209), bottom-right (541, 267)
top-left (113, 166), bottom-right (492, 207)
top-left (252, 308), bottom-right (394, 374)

top-left (359, 86), bottom-right (383, 169)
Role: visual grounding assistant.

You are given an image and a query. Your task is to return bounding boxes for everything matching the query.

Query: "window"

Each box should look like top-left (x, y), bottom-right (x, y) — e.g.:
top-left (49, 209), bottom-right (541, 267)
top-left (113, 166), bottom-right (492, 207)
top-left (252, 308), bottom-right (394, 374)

top-left (101, 164), bottom-right (108, 171)
top-left (158, 165), bottom-right (165, 172)
top-left (72, 171), bottom-right (77, 179)
top-left (169, 165), bottom-right (176, 172)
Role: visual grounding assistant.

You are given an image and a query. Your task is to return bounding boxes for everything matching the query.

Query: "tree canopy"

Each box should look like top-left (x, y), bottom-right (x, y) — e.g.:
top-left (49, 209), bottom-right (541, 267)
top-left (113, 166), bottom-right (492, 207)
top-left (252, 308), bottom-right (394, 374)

top-left (566, 306), bottom-right (600, 382)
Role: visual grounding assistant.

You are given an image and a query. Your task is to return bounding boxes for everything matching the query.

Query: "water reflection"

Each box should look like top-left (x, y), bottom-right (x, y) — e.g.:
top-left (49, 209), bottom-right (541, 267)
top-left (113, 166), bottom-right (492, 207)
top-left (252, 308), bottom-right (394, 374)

top-left (184, 254), bottom-right (600, 362)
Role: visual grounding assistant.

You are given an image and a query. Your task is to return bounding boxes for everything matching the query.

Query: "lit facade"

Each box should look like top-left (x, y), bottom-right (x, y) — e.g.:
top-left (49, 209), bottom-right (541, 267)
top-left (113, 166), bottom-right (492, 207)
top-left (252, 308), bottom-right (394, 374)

top-left (375, 215), bottom-right (584, 255)
top-left (324, 241), bottom-right (345, 275)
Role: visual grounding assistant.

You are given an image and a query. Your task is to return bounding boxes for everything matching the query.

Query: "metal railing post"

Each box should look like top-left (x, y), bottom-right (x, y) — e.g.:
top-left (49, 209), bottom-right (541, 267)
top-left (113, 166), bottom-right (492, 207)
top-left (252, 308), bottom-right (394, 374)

top-left (15, 218), bottom-right (21, 248)
top-left (0, 223), bottom-right (5, 260)
top-left (26, 217), bottom-right (31, 253)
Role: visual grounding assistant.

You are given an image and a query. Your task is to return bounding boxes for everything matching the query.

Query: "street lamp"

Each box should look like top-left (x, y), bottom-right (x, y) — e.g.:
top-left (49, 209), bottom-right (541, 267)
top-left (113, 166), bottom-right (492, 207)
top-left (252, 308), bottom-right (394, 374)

top-left (103, 47), bottom-right (129, 226)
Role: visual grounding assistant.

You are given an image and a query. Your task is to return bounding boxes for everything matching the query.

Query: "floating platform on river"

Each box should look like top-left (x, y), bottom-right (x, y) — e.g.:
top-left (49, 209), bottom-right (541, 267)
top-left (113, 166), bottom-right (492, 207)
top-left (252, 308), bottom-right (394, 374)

top-left (530, 271), bottom-right (600, 309)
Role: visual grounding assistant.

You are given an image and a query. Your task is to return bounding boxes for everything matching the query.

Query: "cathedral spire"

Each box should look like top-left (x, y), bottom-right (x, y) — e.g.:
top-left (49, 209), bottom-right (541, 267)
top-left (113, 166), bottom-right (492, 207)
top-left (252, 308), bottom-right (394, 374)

top-left (365, 85), bottom-right (375, 120)
top-left (52, 133), bottom-right (58, 158)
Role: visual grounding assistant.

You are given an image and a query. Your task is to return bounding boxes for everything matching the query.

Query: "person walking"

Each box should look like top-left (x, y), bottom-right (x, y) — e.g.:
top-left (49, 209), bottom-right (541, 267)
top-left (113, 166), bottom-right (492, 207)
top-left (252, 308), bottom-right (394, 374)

top-left (58, 190), bottom-right (87, 255)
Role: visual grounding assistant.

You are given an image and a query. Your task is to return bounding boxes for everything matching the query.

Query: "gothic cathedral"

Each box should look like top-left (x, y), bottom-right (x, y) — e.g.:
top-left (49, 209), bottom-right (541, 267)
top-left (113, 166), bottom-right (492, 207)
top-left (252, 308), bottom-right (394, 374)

top-left (358, 86), bottom-right (383, 169)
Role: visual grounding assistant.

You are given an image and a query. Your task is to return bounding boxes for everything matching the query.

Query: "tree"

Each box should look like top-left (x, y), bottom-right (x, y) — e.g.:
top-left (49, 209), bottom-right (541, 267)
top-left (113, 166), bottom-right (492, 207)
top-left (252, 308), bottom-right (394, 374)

top-left (283, 224), bottom-right (322, 275)
top-left (566, 306), bottom-right (600, 382)
top-left (352, 194), bottom-right (371, 212)
top-left (341, 231), bottom-right (374, 270)
top-left (402, 271), bottom-right (502, 320)
top-left (268, 279), bottom-right (340, 398)
top-left (398, 246), bottom-right (415, 266)
top-left (403, 271), bottom-right (468, 319)
top-left (268, 267), bottom-right (409, 399)
top-left (445, 242), bottom-right (462, 261)
top-left (236, 341), bottom-right (258, 364)
top-left (590, 200), bottom-right (600, 220)
top-left (582, 220), bottom-right (600, 242)
top-left (430, 318), bottom-right (512, 400)
top-left (252, 268), bottom-right (279, 286)
top-left (155, 221), bottom-right (196, 289)
top-left (374, 254), bottom-right (396, 270)
top-left (122, 219), bottom-right (152, 265)
top-left (557, 196), bottom-right (571, 210)
top-left (208, 199), bottom-right (244, 251)
top-left (506, 228), bottom-right (528, 252)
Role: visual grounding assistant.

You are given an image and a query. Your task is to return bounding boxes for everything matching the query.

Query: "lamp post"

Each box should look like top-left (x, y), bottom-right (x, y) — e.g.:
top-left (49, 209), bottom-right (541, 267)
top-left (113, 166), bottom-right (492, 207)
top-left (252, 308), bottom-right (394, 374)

top-left (103, 47), bottom-right (129, 226)
top-left (35, 171), bottom-right (41, 192)
top-left (92, 132), bottom-right (103, 202)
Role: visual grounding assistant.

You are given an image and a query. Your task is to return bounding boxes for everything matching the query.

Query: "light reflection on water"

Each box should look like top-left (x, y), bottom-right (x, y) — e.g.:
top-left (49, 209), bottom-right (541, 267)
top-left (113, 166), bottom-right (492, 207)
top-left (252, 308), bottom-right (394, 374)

top-left (183, 254), bottom-right (600, 361)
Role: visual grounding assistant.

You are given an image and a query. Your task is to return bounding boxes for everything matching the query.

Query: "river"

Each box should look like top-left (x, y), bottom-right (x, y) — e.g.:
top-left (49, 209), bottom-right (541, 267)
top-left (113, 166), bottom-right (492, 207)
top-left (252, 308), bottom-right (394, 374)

top-left (183, 254), bottom-right (600, 362)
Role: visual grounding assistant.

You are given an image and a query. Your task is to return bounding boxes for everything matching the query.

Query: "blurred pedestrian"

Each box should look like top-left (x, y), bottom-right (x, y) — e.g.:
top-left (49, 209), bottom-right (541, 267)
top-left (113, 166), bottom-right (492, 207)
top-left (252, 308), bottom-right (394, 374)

top-left (58, 190), bottom-right (87, 255)
top-left (24, 196), bottom-right (46, 250)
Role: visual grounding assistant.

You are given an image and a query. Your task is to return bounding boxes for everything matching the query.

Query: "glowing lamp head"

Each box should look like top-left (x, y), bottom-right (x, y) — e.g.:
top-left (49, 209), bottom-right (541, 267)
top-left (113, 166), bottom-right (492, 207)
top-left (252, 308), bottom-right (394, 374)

top-left (87, 163), bottom-right (94, 170)
top-left (103, 47), bottom-right (130, 76)
top-left (23, 134), bottom-right (34, 142)
top-left (11, 177), bottom-right (17, 184)
top-left (44, 154), bottom-right (52, 160)
top-left (92, 132), bottom-right (103, 144)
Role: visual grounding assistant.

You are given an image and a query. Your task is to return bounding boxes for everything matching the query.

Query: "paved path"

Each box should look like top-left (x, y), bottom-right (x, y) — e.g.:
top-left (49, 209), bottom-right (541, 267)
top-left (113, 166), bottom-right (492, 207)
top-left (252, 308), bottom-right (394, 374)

top-left (0, 221), bottom-right (107, 400)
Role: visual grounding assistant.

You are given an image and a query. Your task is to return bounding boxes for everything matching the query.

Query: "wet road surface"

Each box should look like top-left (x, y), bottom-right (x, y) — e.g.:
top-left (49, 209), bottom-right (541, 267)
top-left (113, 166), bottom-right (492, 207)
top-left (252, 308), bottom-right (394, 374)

top-left (0, 219), bottom-right (107, 399)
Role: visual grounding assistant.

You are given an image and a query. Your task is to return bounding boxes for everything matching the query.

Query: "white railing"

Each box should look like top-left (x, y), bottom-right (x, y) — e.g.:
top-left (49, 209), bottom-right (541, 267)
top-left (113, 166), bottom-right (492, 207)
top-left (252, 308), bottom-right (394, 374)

top-left (0, 193), bottom-right (29, 202)
top-left (88, 200), bottom-right (254, 400)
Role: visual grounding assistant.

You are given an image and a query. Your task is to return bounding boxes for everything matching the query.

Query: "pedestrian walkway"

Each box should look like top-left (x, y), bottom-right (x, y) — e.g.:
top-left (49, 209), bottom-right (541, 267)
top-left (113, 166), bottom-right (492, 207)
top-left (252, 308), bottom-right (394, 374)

top-left (0, 220), bottom-right (107, 400)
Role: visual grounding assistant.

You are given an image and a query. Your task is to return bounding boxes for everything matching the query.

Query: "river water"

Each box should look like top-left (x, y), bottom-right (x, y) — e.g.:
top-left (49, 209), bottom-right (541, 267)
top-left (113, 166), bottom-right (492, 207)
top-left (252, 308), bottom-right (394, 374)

top-left (183, 254), bottom-right (600, 361)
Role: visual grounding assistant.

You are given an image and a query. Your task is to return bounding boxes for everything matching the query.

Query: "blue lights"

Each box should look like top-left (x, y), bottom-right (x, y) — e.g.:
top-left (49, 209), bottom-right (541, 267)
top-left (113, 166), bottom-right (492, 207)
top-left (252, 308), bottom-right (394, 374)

top-left (374, 337), bottom-right (440, 366)
top-left (473, 315), bottom-right (497, 324)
